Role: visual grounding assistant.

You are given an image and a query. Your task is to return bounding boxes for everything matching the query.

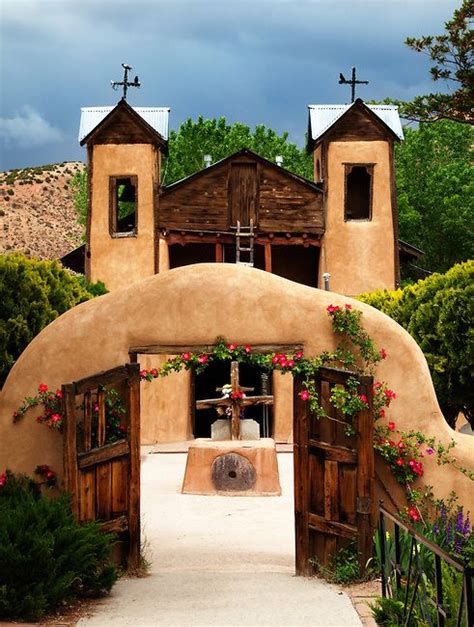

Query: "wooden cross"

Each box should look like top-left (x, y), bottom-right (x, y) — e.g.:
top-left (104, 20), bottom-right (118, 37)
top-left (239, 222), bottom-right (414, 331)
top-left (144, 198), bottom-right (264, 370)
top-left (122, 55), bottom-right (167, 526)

top-left (195, 361), bottom-right (273, 440)
top-left (338, 66), bottom-right (369, 103)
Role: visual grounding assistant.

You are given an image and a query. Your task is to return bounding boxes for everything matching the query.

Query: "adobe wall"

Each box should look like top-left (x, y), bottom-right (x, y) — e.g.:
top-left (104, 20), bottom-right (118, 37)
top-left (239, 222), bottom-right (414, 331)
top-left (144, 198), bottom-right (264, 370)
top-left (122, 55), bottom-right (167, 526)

top-left (88, 143), bottom-right (159, 290)
top-left (0, 265), bottom-right (472, 510)
top-left (319, 141), bottom-right (396, 296)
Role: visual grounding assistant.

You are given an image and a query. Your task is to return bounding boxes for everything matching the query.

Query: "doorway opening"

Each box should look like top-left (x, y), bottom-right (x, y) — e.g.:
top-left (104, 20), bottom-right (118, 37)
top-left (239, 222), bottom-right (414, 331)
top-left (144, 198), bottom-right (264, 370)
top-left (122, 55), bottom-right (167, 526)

top-left (193, 360), bottom-right (273, 438)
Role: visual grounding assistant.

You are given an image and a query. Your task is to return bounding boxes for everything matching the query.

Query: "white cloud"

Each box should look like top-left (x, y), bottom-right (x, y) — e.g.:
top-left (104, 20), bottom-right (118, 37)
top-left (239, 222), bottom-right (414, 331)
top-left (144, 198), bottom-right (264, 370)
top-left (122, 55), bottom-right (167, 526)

top-left (0, 106), bottom-right (64, 148)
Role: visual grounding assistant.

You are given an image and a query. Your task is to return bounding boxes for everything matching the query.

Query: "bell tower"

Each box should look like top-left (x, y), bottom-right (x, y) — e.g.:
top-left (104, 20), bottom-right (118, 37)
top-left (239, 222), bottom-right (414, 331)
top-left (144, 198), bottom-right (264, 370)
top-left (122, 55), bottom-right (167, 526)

top-left (307, 99), bottom-right (403, 296)
top-left (79, 99), bottom-right (169, 291)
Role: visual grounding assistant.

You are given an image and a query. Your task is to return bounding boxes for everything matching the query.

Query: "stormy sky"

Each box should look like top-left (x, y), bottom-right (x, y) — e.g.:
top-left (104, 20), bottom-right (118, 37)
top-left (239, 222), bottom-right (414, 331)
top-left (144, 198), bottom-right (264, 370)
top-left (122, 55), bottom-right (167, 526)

top-left (0, 0), bottom-right (459, 171)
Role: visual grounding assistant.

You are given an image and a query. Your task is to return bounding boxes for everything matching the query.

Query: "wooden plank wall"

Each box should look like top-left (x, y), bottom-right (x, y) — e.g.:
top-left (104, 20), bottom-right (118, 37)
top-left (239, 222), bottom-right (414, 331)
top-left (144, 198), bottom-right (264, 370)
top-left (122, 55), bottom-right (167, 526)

top-left (159, 154), bottom-right (324, 234)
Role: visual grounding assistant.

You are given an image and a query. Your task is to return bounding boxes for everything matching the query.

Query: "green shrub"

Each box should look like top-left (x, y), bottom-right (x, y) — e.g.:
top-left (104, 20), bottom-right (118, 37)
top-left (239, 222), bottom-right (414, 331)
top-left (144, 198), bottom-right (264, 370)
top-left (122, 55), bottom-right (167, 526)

top-left (0, 472), bottom-right (117, 622)
top-left (0, 253), bottom-right (107, 386)
top-left (359, 261), bottom-right (474, 428)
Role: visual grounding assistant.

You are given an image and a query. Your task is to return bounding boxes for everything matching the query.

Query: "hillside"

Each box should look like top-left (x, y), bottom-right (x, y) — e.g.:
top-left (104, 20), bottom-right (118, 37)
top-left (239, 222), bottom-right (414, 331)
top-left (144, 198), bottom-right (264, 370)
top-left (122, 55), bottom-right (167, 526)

top-left (0, 162), bottom-right (85, 261)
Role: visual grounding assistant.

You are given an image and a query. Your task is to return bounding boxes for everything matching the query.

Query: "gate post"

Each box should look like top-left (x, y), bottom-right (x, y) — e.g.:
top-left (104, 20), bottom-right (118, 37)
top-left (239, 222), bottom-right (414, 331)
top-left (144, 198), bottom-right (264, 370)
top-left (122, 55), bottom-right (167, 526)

top-left (62, 383), bottom-right (79, 517)
top-left (126, 363), bottom-right (141, 570)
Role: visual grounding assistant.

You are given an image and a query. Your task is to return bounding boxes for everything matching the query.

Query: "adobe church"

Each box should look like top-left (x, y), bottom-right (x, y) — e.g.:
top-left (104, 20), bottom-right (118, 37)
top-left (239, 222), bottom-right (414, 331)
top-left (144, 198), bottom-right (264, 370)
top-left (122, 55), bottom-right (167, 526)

top-left (61, 93), bottom-right (420, 446)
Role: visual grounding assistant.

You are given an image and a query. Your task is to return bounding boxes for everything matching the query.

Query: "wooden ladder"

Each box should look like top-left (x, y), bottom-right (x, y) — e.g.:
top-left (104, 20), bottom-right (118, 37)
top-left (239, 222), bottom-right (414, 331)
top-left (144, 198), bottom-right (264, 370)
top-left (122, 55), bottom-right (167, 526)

top-left (234, 219), bottom-right (255, 267)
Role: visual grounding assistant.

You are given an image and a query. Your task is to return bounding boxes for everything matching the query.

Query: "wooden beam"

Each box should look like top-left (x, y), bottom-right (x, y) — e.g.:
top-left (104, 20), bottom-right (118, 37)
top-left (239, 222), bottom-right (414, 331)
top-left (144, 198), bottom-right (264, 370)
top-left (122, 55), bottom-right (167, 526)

top-left (100, 515), bottom-right (129, 534)
top-left (129, 343), bottom-right (304, 356)
top-left (264, 243), bottom-right (272, 273)
top-left (78, 440), bottom-right (129, 469)
top-left (215, 242), bottom-right (223, 263)
top-left (308, 512), bottom-right (357, 539)
top-left (127, 362), bottom-right (141, 570)
top-left (74, 365), bottom-right (130, 394)
top-left (308, 439), bottom-right (357, 464)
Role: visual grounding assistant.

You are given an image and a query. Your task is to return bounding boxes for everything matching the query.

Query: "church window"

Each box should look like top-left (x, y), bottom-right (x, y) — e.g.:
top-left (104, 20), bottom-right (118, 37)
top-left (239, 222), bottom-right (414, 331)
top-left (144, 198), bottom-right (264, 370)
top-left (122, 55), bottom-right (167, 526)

top-left (109, 176), bottom-right (137, 235)
top-left (344, 164), bottom-right (373, 221)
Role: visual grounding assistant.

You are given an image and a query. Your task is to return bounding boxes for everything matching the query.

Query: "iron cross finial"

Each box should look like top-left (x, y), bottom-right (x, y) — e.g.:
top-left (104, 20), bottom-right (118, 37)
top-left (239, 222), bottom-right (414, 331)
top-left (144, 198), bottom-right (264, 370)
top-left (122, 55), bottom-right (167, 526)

top-left (111, 63), bottom-right (141, 101)
top-left (338, 66), bottom-right (369, 103)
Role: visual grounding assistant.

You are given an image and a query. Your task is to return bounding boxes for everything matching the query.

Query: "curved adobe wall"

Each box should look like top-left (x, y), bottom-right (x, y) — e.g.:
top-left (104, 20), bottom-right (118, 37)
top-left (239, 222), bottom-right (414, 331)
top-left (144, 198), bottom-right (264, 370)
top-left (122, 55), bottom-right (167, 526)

top-left (0, 264), bottom-right (472, 509)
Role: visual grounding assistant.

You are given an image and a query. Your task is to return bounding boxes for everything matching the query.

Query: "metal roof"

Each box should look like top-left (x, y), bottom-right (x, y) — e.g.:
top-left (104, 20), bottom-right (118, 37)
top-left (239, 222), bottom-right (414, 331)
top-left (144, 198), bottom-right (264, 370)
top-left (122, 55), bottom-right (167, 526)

top-left (308, 103), bottom-right (404, 142)
top-left (78, 106), bottom-right (170, 142)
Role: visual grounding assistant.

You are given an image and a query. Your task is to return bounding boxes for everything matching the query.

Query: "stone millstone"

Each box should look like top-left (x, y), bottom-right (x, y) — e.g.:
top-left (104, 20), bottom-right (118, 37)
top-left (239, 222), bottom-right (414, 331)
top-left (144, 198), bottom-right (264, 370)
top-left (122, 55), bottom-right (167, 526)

top-left (211, 452), bottom-right (257, 492)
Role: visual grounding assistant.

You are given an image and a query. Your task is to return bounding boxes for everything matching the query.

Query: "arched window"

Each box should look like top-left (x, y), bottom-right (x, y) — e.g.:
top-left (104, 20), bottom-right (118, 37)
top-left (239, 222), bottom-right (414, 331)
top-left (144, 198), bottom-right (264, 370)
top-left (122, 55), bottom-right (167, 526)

top-left (344, 165), bottom-right (373, 221)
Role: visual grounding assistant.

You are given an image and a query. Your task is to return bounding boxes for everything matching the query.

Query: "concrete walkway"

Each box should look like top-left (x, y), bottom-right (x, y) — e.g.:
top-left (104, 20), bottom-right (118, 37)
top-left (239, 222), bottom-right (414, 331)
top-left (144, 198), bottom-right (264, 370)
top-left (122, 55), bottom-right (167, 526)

top-left (78, 451), bottom-right (361, 626)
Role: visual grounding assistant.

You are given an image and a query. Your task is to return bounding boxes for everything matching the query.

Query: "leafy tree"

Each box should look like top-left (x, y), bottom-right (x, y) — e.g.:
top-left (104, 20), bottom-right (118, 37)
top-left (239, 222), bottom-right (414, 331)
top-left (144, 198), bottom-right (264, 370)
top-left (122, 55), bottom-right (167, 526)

top-left (0, 253), bottom-right (107, 386)
top-left (359, 260), bottom-right (474, 429)
top-left (162, 116), bottom-right (312, 185)
top-left (70, 168), bottom-right (87, 230)
top-left (395, 120), bottom-right (473, 274)
top-left (386, 1), bottom-right (473, 122)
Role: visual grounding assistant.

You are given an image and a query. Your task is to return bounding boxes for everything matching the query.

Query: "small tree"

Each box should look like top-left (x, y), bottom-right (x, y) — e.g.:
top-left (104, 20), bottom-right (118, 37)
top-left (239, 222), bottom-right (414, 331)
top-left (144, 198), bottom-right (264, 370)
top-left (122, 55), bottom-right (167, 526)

top-left (0, 253), bottom-right (107, 386)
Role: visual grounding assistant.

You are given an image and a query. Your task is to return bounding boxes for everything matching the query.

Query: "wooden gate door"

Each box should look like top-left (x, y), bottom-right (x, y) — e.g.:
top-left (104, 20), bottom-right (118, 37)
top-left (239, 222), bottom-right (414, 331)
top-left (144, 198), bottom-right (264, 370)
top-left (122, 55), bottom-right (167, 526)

top-left (62, 363), bottom-right (141, 569)
top-left (294, 367), bottom-right (375, 576)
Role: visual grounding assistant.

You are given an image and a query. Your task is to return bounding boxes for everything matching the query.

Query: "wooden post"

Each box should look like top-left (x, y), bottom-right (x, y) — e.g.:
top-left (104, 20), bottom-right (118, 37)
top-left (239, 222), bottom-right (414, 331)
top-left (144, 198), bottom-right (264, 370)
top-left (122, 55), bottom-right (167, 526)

top-left (264, 243), bottom-right (272, 273)
top-left (126, 363), bottom-right (141, 570)
top-left (83, 391), bottom-right (92, 452)
top-left (356, 378), bottom-right (375, 573)
top-left (215, 242), bottom-right (223, 263)
top-left (97, 389), bottom-right (106, 447)
top-left (62, 383), bottom-right (79, 517)
top-left (293, 375), bottom-right (310, 576)
top-left (230, 361), bottom-right (240, 440)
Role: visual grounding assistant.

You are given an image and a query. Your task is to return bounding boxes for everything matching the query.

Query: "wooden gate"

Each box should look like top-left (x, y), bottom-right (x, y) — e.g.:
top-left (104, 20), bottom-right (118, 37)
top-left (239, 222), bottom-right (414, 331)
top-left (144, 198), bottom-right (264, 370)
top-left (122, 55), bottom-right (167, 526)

top-left (294, 366), bottom-right (375, 576)
top-left (62, 363), bottom-right (141, 569)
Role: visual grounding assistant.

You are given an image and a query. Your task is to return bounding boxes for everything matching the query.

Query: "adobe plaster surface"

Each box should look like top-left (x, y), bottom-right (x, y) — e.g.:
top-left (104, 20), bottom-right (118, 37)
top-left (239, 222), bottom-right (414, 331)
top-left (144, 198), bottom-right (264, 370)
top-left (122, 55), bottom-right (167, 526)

top-left (88, 143), bottom-right (159, 290)
top-left (319, 140), bottom-right (396, 295)
top-left (0, 264), bottom-right (472, 510)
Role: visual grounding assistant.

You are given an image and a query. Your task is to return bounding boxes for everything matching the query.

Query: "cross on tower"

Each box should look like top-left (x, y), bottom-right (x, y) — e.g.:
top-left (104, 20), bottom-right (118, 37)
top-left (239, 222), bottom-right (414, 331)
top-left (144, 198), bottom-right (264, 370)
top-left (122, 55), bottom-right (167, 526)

top-left (111, 63), bottom-right (141, 101)
top-left (338, 66), bottom-right (369, 103)
top-left (195, 361), bottom-right (273, 440)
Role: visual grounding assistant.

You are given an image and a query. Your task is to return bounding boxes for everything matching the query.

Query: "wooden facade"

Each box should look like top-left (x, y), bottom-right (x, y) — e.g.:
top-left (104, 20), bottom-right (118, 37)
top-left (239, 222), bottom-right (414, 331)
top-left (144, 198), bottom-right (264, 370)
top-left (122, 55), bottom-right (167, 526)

top-left (159, 150), bottom-right (324, 235)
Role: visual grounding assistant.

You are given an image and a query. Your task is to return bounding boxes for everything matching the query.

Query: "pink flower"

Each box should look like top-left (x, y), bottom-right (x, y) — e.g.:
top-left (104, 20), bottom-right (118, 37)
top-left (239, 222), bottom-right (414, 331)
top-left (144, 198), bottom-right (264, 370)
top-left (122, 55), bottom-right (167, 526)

top-left (326, 304), bottom-right (340, 314)
top-left (299, 390), bottom-right (310, 401)
top-left (380, 348), bottom-right (388, 360)
top-left (295, 351), bottom-right (303, 359)
top-left (359, 394), bottom-right (368, 404)
top-left (245, 344), bottom-right (252, 353)
top-left (198, 355), bottom-right (208, 364)
top-left (385, 389), bottom-right (397, 400)
top-left (38, 383), bottom-right (48, 393)
top-left (228, 344), bottom-right (237, 351)
top-left (426, 447), bottom-right (434, 455)
top-left (388, 421), bottom-right (395, 431)
top-left (408, 506), bottom-right (420, 522)
top-left (140, 369), bottom-right (148, 378)
top-left (51, 414), bottom-right (62, 424)
top-left (182, 352), bottom-right (191, 361)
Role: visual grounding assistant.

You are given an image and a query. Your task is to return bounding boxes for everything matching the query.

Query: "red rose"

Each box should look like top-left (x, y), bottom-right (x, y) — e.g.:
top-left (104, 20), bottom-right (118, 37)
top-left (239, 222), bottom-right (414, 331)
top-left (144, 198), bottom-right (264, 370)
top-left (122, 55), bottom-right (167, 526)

top-left (396, 458), bottom-right (404, 466)
top-left (0, 472), bottom-right (7, 487)
top-left (408, 506), bottom-right (420, 522)
top-left (326, 304), bottom-right (340, 314)
top-left (287, 359), bottom-right (295, 368)
top-left (182, 352), bottom-right (191, 361)
top-left (55, 389), bottom-right (63, 399)
top-left (271, 356), bottom-right (279, 364)
top-left (245, 345), bottom-right (251, 353)
top-left (198, 355), bottom-right (208, 364)
top-left (38, 383), bottom-right (48, 393)
top-left (151, 368), bottom-right (158, 377)
top-left (299, 390), bottom-right (310, 401)
top-left (359, 394), bottom-right (368, 404)
top-left (51, 414), bottom-right (62, 424)
top-left (280, 359), bottom-right (287, 368)
top-left (379, 409), bottom-right (386, 419)
top-left (380, 348), bottom-right (388, 360)
top-left (140, 369), bottom-right (148, 378)
top-left (228, 344), bottom-right (237, 351)
top-left (295, 351), bottom-right (303, 359)
top-left (345, 304), bottom-right (352, 310)
top-left (46, 470), bottom-right (55, 479)
top-left (388, 421), bottom-right (395, 431)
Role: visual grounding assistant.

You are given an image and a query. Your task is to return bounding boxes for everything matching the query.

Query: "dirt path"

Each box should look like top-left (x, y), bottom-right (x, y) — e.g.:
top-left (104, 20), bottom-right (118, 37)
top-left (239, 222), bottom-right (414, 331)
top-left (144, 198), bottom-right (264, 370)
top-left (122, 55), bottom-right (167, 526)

top-left (78, 451), bottom-right (362, 626)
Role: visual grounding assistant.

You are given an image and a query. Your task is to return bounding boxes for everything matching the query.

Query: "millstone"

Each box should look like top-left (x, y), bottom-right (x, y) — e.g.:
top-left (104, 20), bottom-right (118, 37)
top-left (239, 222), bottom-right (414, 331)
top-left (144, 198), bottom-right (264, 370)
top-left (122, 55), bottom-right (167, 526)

top-left (211, 452), bottom-right (257, 492)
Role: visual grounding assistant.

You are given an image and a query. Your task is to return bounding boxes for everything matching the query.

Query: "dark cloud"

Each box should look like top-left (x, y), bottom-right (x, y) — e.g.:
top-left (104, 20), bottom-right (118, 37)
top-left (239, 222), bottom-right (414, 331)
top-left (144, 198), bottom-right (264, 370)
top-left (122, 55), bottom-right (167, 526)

top-left (0, 0), bottom-right (460, 169)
